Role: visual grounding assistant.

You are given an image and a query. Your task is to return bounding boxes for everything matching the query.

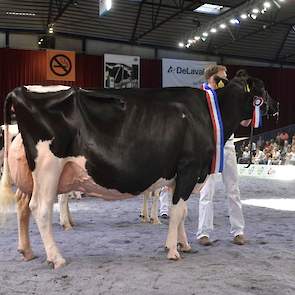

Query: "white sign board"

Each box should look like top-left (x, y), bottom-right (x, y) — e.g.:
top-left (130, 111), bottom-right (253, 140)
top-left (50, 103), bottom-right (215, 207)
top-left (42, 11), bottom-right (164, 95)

top-left (104, 54), bottom-right (140, 89)
top-left (237, 164), bottom-right (295, 181)
top-left (162, 59), bottom-right (216, 88)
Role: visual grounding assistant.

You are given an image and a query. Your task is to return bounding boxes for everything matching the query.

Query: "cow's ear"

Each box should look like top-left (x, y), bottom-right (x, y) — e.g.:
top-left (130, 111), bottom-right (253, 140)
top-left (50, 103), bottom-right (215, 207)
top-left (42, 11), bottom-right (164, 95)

top-left (235, 70), bottom-right (252, 92)
top-left (214, 76), bottom-right (228, 89)
top-left (235, 69), bottom-right (249, 80)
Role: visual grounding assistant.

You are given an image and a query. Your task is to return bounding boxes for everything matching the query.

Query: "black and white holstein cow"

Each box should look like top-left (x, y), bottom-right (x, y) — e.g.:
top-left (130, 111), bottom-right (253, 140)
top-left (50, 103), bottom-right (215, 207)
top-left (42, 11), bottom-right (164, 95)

top-left (0, 75), bottom-right (267, 268)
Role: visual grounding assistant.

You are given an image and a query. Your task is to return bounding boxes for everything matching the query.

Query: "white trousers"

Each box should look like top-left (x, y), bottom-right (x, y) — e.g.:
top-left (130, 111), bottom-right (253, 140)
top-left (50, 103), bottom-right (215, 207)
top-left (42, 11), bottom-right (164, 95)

top-left (197, 140), bottom-right (245, 239)
top-left (159, 187), bottom-right (171, 215)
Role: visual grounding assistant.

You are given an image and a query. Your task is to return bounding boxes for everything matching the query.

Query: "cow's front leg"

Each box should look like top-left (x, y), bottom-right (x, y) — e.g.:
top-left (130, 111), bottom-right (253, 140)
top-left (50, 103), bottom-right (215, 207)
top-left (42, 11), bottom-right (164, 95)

top-left (58, 194), bottom-right (74, 230)
top-left (177, 203), bottom-right (191, 252)
top-left (165, 199), bottom-right (186, 260)
top-left (16, 189), bottom-right (35, 261)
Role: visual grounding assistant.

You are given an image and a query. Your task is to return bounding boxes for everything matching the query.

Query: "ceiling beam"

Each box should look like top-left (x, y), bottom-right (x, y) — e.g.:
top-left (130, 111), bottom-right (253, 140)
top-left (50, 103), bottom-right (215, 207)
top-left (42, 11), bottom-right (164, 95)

top-left (211, 16), bottom-right (295, 53)
top-left (130, 0), bottom-right (146, 42)
top-left (133, 0), bottom-right (201, 42)
top-left (53, 0), bottom-right (74, 23)
top-left (47, 0), bottom-right (54, 26)
top-left (275, 24), bottom-right (293, 60)
top-left (1, 27), bottom-right (294, 66)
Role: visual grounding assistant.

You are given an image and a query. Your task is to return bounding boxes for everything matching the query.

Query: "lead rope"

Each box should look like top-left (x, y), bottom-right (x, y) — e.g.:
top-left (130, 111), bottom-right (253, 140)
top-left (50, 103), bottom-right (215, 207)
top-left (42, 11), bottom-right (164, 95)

top-left (245, 124), bottom-right (254, 168)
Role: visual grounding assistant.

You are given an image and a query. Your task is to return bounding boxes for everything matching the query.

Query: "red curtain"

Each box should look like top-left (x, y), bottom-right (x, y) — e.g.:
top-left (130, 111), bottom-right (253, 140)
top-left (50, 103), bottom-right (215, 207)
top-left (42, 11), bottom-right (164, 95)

top-left (0, 48), bottom-right (294, 131)
top-left (140, 59), bottom-right (162, 88)
top-left (0, 48), bottom-right (104, 122)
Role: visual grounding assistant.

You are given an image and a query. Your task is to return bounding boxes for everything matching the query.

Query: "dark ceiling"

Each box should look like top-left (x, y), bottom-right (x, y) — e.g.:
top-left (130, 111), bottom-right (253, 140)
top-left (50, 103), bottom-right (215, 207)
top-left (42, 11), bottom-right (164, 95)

top-left (0, 0), bottom-right (294, 64)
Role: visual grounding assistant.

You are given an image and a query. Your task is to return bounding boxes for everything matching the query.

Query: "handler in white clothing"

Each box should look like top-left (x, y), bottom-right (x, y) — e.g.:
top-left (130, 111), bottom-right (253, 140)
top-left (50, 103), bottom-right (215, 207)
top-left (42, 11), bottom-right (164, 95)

top-left (197, 65), bottom-right (245, 246)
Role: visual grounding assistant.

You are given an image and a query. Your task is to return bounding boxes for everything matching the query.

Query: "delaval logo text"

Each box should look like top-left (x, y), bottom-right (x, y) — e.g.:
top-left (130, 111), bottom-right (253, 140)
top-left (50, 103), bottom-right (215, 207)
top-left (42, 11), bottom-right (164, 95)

top-left (167, 66), bottom-right (204, 75)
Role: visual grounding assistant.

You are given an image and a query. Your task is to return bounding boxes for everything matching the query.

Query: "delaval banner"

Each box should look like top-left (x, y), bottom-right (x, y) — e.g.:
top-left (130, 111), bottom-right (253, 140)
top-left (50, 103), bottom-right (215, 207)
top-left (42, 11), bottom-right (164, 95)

top-left (162, 59), bottom-right (216, 88)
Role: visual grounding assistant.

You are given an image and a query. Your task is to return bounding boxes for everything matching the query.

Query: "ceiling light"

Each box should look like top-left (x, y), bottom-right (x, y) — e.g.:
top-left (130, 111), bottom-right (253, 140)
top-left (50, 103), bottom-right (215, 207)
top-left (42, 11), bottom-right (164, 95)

top-left (194, 36), bottom-right (200, 41)
top-left (230, 18), bottom-right (240, 24)
top-left (252, 8), bottom-right (260, 14)
top-left (250, 14), bottom-right (257, 19)
top-left (48, 23), bottom-right (54, 34)
top-left (106, 0), bottom-right (112, 9)
top-left (193, 4), bottom-right (230, 15)
top-left (263, 1), bottom-right (271, 8)
top-left (188, 39), bottom-right (193, 44)
top-left (219, 23), bottom-right (227, 29)
top-left (178, 42), bottom-right (184, 48)
top-left (240, 13), bottom-right (248, 19)
top-left (202, 32), bottom-right (208, 37)
top-left (6, 11), bottom-right (36, 16)
top-left (210, 28), bottom-right (217, 33)
top-left (99, 0), bottom-right (112, 16)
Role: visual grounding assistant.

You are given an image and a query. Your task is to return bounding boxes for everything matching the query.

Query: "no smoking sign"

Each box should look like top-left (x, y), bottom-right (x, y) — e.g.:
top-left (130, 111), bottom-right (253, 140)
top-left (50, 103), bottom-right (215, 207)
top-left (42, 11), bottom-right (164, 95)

top-left (47, 50), bottom-right (75, 81)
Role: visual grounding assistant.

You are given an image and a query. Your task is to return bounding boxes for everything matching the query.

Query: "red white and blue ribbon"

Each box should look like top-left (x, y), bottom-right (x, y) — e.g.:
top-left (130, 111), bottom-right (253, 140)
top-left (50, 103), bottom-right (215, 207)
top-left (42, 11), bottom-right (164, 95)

top-left (202, 83), bottom-right (224, 174)
top-left (252, 96), bottom-right (263, 128)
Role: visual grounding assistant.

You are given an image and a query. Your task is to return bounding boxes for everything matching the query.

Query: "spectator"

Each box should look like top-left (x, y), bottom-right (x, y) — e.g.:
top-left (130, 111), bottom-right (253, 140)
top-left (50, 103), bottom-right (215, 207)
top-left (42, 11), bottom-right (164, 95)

top-left (268, 146), bottom-right (281, 165)
top-left (239, 146), bottom-right (250, 164)
top-left (254, 148), bottom-right (267, 164)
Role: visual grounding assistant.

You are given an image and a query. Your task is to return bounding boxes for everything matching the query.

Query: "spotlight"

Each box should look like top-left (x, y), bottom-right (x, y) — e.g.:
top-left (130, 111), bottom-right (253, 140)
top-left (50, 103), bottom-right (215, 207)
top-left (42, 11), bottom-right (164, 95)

top-left (194, 36), bottom-right (200, 41)
top-left (219, 23), bottom-right (227, 29)
top-left (202, 32), bottom-right (208, 37)
top-left (210, 28), bottom-right (217, 33)
top-left (178, 42), bottom-right (184, 48)
top-left (230, 18), bottom-right (240, 24)
top-left (252, 8), bottom-right (260, 14)
top-left (188, 39), bottom-right (194, 44)
top-left (263, 1), bottom-right (271, 8)
top-left (250, 14), bottom-right (257, 19)
top-left (48, 23), bottom-right (54, 34)
top-left (240, 13), bottom-right (248, 19)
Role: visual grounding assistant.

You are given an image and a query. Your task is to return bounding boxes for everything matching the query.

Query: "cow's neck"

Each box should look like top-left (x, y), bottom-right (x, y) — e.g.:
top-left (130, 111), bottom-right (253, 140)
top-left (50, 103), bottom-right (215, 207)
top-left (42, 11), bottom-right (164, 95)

top-left (218, 87), bottom-right (246, 142)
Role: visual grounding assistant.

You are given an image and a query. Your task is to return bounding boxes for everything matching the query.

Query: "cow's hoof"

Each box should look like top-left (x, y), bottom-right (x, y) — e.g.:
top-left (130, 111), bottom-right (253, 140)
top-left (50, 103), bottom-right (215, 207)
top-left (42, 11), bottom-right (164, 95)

top-left (141, 218), bottom-right (150, 224)
top-left (150, 218), bottom-right (161, 225)
top-left (167, 249), bottom-right (181, 260)
top-left (61, 223), bottom-right (73, 231)
top-left (178, 242), bottom-right (192, 252)
top-left (18, 249), bottom-right (36, 261)
top-left (48, 258), bottom-right (66, 269)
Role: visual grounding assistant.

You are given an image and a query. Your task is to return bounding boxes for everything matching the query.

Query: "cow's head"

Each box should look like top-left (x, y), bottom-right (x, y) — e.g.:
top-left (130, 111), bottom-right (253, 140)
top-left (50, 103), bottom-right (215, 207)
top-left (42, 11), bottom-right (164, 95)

top-left (234, 70), bottom-right (268, 124)
top-left (235, 70), bottom-right (279, 122)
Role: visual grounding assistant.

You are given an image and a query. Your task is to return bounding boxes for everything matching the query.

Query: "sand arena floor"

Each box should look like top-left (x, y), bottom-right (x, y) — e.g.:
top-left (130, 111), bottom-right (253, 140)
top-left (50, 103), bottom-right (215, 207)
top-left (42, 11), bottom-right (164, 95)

top-left (1, 176), bottom-right (295, 295)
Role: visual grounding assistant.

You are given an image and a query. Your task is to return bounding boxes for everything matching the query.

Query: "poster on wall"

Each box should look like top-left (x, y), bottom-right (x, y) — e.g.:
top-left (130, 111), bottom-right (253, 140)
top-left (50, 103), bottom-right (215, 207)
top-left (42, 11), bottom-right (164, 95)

top-left (162, 58), bottom-right (216, 88)
top-left (46, 50), bottom-right (75, 81)
top-left (104, 54), bottom-right (140, 88)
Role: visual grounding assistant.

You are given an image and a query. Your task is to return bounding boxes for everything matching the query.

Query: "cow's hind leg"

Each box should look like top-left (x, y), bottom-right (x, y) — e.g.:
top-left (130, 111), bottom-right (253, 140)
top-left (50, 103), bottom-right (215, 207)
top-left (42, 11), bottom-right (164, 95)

top-left (29, 146), bottom-right (65, 269)
top-left (58, 194), bottom-right (74, 230)
top-left (177, 205), bottom-right (191, 252)
top-left (141, 192), bottom-right (150, 223)
top-left (16, 189), bottom-right (35, 261)
top-left (150, 191), bottom-right (161, 224)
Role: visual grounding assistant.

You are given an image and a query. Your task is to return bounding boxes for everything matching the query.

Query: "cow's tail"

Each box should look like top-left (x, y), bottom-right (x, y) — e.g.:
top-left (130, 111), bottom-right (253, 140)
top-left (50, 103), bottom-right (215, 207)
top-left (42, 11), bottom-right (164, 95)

top-left (0, 93), bottom-right (16, 224)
